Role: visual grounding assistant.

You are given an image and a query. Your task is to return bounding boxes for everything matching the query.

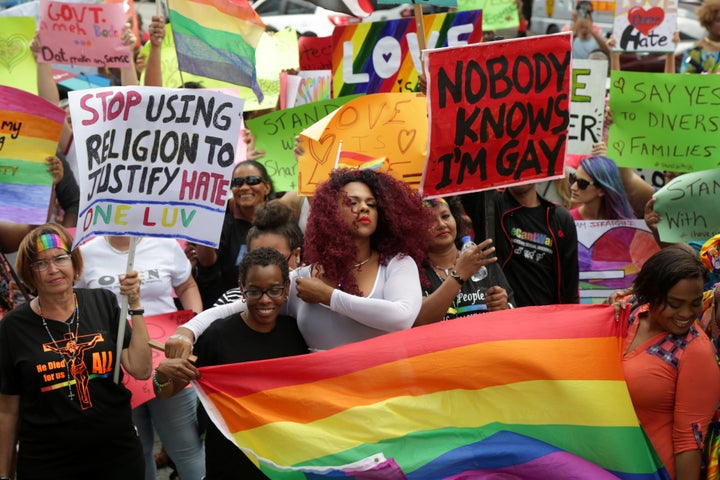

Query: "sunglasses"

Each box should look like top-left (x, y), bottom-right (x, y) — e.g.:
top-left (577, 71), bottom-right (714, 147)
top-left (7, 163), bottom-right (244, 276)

top-left (231, 175), bottom-right (264, 188)
top-left (569, 173), bottom-right (596, 190)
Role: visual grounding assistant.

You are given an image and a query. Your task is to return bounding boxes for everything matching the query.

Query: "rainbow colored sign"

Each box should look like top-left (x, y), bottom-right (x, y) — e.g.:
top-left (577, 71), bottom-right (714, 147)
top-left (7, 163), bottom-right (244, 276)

top-left (193, 304), bottom-right (669, 479)
top-left (332, 10), bottom-right (482, 96)
top-left (0, 86), bottom-right (65, 224)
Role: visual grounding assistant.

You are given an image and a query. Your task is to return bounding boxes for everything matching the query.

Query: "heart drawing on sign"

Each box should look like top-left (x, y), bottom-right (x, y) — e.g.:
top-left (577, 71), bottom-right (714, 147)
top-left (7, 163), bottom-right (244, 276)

top-left (627, 7), bottom-right (665, 36)
top-left (612, 140), bottom-right (625, 156)
top-left (398, 129), bottom-right (416, 154)
top-left (612, 77), bottom-right (625, 94)
top-left (0, 34), bottom-right (30, 73)
top-left (308, 134), bottom-right (336, 165)
top-left (382, 52), bottom-right (392, 63)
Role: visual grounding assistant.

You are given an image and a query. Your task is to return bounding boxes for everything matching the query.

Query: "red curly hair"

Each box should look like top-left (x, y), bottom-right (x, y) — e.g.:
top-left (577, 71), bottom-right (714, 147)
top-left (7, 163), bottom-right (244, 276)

top-left (304, 169), bottom-right (432, 296)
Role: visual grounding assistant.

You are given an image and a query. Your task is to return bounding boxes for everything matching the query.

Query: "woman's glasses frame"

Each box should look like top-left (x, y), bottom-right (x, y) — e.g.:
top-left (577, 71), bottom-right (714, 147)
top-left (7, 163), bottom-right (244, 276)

top-left (31, 253), bottom-right (72, 271)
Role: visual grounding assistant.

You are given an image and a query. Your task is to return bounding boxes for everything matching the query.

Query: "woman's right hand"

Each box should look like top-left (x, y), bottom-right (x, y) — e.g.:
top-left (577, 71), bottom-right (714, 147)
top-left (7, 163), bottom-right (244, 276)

top-left (165, 330), bottom-right (195, 359)
top-left (606, 288), bottom-right (632, 320)
top-left (156, 358), bottom-right (200, 384)
top-left (454, 238), bottom-right (497, 281)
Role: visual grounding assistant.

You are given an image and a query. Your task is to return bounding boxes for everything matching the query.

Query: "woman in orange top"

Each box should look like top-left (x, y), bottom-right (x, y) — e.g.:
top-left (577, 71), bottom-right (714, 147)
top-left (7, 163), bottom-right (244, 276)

top-left (621, 245), bottom-right (720, 480)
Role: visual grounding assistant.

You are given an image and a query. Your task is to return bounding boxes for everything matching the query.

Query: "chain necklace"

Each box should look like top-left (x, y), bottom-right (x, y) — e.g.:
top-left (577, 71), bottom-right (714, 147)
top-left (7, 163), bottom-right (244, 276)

top-left (38, 293), bottom-right (79, 401)
top-left (353, 253), bottom-right (373, 271)
top-left (432, 251), bottom-right (460, 278)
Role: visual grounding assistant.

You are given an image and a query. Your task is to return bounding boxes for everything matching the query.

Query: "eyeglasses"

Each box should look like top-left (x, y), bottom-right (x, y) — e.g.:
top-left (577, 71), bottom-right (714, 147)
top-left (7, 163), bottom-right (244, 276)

top-left (241, 285), bottom-right (286, 301)
top-left (569, 173), bottom-right (595, 190)
top-left (231, 176), bottom-right (264, 188)
top-left (31, 253), bottom-right (72, 271)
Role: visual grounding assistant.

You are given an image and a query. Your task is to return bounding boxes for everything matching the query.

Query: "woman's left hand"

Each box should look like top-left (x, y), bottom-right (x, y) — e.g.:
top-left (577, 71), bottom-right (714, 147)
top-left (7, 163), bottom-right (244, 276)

top-left (485, 286), bottom-right (509, 311)
top-left (119, 269), bottom-right (142, 308)
top-left (296, 276), bottom-right (334, 305)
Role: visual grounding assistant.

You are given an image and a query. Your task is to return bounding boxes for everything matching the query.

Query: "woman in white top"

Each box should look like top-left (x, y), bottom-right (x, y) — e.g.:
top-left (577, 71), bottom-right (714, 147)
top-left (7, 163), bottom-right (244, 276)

top-left (166, 169), bottom-right (432, 353)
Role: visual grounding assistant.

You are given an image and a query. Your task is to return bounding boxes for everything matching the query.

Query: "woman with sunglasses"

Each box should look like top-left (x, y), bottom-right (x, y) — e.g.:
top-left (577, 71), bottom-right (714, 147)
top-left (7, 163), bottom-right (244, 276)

top-left (166, 169), bottom-right (431, 356)
top-left (569, 156), bottom-right (635, 220)
top-left (194, 160), bottom-right (276, 308)
top-left (0, 224), bottom-right (152, 480)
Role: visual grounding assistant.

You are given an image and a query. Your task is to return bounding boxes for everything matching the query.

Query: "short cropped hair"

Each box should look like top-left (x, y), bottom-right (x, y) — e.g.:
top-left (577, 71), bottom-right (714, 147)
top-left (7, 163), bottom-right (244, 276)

top-left (16, 223), bottom-right (83, 293)
top-left (237, 247), bottom-right (289, 286)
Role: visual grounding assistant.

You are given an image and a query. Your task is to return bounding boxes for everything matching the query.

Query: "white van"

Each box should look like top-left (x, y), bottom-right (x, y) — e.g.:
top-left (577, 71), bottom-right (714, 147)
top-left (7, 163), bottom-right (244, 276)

top-left (531, 0), bottom-right (613, 35)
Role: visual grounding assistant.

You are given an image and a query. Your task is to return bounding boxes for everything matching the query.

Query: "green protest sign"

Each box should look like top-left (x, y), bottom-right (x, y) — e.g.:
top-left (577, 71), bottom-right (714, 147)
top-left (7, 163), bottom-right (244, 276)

top-left (246, 95), bottom-right (361, 192)
top-left (608, 71), bottom-right (720, 172)
top-left (458, 0), bottom-right (519, 30)
top-left (653, 168), bottom-right (720, 243)
top-left (377, 0), bottom-right (458, 6)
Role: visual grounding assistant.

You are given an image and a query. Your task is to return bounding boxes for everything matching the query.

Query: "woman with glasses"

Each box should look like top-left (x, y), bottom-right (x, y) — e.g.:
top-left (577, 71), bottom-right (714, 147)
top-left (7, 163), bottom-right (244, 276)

top-left (154, 248), bottom-right (308, 479)
top-left (193, 160), bottom-right (276, 308)
top-left (166, 169), bottom-right (431, 355)
top-left (569, 156), bottom-right (635, 220)
top-left (0, 224), bottom-right (151, 480)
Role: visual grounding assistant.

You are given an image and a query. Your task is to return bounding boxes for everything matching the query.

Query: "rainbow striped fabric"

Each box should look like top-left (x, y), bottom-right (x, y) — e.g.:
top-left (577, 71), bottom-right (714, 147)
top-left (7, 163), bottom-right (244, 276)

top-left (194, 304), bottom-right (670, 479)
top-left (336, 152), bottom-right (390, 173)
top-left (168, 0), bottom-right (266, 101)
top-left (0, 86), bottom-right (65, 224)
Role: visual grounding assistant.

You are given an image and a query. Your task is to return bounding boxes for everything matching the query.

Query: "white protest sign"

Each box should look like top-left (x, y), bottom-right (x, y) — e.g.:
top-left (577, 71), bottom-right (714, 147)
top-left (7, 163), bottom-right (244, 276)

top-left (568, 59), bottom-right (607, 155)
top-left (69, 86), bottom-right (244, 247)
top-left (612, 0), bottom-right (677, 53)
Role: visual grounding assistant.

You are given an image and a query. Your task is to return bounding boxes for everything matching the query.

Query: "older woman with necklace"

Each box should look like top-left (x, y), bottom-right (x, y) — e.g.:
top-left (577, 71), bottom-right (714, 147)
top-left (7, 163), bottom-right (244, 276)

top-left (0, 224), bottom-right (152, 480)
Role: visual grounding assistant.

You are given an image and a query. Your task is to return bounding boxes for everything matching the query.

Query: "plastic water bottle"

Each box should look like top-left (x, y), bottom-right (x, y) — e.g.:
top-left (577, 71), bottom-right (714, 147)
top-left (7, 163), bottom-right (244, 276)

top-left (461, 235), bottom-right (488, 282)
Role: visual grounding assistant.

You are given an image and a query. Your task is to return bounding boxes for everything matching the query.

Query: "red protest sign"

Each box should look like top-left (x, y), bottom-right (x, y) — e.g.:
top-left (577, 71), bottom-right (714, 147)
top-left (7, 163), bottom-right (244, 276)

top-left (421, 33), bottom-right (572, 198)
top-left (299, 35), bottom-right (333, 71)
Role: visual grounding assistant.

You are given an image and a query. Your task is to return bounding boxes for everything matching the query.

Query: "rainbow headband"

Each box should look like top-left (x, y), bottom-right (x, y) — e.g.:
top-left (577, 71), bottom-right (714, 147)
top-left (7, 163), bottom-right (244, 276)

top-left (423, 198), bottom-right (448, 208)
top-left (36, 233), bottom-right (68, 253)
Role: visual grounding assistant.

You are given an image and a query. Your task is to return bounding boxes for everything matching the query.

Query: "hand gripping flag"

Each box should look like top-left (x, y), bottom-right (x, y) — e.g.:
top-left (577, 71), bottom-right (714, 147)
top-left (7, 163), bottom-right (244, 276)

top-left (168, 0), bottom-right (266, 101)
top-left (193, 304), bottom-right (670, 479)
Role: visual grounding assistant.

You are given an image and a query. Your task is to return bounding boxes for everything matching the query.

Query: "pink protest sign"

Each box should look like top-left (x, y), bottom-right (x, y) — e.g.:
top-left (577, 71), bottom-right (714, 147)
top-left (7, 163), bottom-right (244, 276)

top-left (38, 0), bottom-right (131, 68)
top-left (125, 310), bottom-right (195, 408)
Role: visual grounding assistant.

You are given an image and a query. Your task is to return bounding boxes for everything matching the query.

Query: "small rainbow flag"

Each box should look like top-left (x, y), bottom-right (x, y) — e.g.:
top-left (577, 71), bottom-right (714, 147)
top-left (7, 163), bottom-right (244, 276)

top-left (0, 86), bottom-right (65, 225)
top-left (194, 305), bottom-right (670, 479)
top-left (168, 0), bottom-right (266, 101)
top-left (336, 151), bottom-right (390, 173)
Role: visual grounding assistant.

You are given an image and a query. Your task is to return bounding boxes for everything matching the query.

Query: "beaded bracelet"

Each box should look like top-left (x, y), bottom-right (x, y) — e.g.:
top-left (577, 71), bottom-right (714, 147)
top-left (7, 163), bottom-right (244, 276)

top-left (153, 370), bottom-right (172, 389)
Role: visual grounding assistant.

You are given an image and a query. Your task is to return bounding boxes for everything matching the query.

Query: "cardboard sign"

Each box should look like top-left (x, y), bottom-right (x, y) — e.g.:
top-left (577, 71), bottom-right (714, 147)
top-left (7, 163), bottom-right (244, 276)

top-left (299, 35), bottom-right (333, 71)
top-left (332, 10), bottom-right (483, 97)
top-left (246, 95), bottom-right (360, 192)
top-left (421, 33), bottom-right (572, 198)
top-left (653, 169), bottom-right (720, 243)
top-left (458, 0), bottom-right (520, 30)
top-left (0, 86), bottom-right (65, 224)
top-left (608, 70), bottom-right (720, 172)
top-left (38, 0), bottom-right (131, 68)
top-left (0, 17), bottom-right (38, 94)
top-left (612, 0), bottom-right (676, 53)
top-left (69, 87), bottom-right (244, 247)
top-left (125, 310), bottom-right (195, 408)
top-left (297, 92), bottom-right (427, 195)
top-left (568, 59), bottom-right (606, 155)
top-left (576, 219), bottom-right (659, 304)
top-left (282, 70), bottom-right (332, 109)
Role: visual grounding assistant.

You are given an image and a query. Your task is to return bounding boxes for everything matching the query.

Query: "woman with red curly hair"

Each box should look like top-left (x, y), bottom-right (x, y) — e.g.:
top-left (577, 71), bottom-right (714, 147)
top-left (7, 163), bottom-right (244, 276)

top-left (166, 169), bottom-right (432, 353)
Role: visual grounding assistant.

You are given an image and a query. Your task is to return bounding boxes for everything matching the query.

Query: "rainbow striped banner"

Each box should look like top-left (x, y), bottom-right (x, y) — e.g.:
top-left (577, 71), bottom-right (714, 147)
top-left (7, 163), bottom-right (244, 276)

top-left (332, 10), bottom-right (482, 97)
top-left (168, 0), bottom-right (266, 101)
top-left (0, 86), bottom-right (64, 224)
top-left (194, 304), bottom-right (670, 479)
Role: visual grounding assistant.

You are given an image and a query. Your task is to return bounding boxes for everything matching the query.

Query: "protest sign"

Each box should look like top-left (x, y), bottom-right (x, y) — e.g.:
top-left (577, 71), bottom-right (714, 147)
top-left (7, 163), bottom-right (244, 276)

top-left (377, 0), bottom-right (457, 5)
top-left (125, 310), bottom-right (194, 408)
top-left (299, 35), bottom-right (332, 71)
top-left (612, 0), bottom-right (676, 53)
top-left (653, 169), bottom-right (720, 243)
top-left (567, 59), bottom-right (606, 155)
top-left (458, 0), bottom-right (519, 30)
top-left (0, 86), bottom-right (65, 224)
top-left (69, 86), bottom-right (244, 247)
top-left (297, 92), bottom-right (427, 195)
top-left (332, 10), bottom-right (482, 97)
top-left (421, 33), bottom-right (572, 198)
top-left (38, 0), bottom-right (131, 68)
top-left (608, 71), bottom-right (720, 172)
top-left (0, 17), bottom-right (38, 94)
top-left (246, 95), bottom-right (360, 192)
top-left (576, 219), bottom-right (659, 304)
top-left (288, 70), bottom-right (332, 107)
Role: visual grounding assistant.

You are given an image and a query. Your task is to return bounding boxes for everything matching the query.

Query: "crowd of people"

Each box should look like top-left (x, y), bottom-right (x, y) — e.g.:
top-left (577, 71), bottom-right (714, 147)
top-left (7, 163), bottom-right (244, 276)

top-left (1, 1), bottom-right (720, 479)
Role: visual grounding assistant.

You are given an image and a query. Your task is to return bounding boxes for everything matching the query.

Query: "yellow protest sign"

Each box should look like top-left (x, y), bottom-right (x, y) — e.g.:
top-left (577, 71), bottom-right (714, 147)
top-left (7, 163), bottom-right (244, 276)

top-left (0, 17), bottom-right (38, 94)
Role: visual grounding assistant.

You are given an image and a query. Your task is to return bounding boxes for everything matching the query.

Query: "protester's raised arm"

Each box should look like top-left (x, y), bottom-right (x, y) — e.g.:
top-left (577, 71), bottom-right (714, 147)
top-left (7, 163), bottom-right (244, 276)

top-left (144, 16), bottom-right (165, 86)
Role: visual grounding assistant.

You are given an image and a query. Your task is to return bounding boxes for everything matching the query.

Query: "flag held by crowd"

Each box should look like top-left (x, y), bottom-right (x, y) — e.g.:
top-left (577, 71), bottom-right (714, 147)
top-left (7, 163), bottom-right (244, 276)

top-left (168, 0), bottom-right (266, 101)
top-left (193, 304), bottom-right (669, 479)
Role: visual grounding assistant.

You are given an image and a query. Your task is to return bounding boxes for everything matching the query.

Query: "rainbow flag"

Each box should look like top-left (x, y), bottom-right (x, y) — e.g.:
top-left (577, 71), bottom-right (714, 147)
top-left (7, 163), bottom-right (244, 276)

top-left (336, 152), bottom-right (390, 173)
top-left (0, 86), bottom-right (65, 224)
top-left (193, 305), bottom-right (670, 479)
top-left (168, 0), bottom-right (266, 101)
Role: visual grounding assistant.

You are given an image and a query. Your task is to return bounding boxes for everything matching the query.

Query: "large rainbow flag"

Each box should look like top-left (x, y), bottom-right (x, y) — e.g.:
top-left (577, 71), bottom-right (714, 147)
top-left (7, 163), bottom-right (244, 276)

top-left (193, 304), bottom-right (670, 479)
top-left (0, 86), bottom-right (64, 224)
top-left (168, 0), bottom-right (266, 101)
